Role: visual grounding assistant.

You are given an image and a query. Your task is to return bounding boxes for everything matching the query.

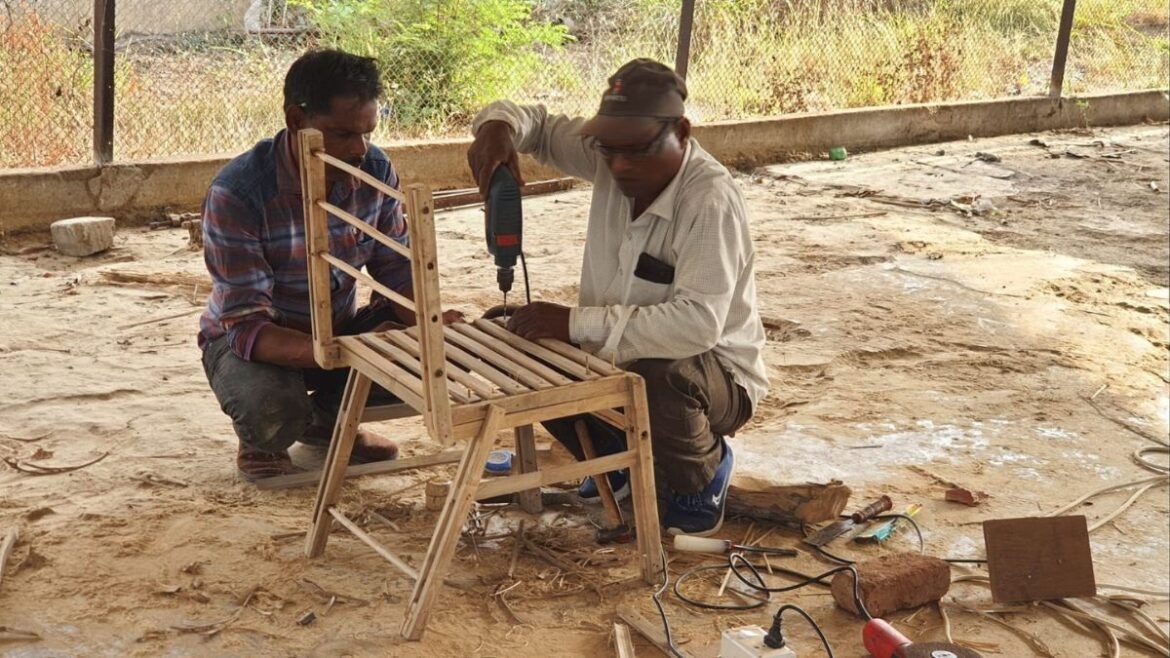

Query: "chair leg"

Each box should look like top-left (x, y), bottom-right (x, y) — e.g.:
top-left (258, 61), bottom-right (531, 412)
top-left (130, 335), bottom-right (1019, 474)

top-left (623, 376), bottom-right (664, 583)
top-left (305, 369), bottom-right (372, 559)
top-left (513, 424), bottom-right (542, 513)
top-left (402, 405), bottom-right (505, 640)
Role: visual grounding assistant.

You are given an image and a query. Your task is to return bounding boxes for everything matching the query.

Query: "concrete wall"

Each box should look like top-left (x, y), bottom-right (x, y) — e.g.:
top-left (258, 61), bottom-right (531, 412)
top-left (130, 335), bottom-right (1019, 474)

top-left (2, 90), bottom-right (1167, 235)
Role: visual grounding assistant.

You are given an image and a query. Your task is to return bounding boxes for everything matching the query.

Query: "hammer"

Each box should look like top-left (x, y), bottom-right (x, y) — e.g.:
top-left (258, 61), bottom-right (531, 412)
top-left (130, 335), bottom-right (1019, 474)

top-left (574, 420), bottom-right (632, 544)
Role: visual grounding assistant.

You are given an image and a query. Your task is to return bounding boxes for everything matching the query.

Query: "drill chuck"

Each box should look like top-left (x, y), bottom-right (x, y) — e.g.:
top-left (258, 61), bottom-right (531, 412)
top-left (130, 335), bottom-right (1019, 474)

top-left (496, 267), bottom-right (514, 294)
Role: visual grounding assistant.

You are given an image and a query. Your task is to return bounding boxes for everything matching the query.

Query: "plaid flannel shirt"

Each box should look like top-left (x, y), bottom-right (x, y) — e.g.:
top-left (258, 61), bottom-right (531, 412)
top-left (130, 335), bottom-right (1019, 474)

top-left (197, 129), bottom-right (411, 360)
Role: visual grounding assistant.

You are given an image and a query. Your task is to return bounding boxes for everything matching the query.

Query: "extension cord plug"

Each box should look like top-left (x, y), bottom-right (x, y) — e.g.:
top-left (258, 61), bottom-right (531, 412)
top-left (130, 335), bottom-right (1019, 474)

top-left (720, 626), bottom-right (798, 658)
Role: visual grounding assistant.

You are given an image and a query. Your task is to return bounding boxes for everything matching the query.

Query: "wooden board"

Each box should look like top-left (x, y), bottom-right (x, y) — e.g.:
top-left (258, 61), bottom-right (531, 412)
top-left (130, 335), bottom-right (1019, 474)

top-left (983, 515), bottom-right (1096, 603)
top-left (616, 604), bottom-right (718, 658)
top-left (256, 449), bottom-right (464, 490)
top-left (726, 474), bottom-right (852, 525)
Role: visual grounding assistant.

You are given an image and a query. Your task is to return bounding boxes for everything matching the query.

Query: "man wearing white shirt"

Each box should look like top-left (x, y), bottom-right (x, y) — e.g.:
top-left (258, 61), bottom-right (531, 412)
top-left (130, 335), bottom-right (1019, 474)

top-left (467, 59), bottom-right (768, 536)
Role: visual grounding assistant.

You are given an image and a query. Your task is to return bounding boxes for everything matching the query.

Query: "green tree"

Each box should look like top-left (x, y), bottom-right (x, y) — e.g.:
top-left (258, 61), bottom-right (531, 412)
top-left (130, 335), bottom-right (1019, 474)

top-left (294, 0), bottom-right (570, 132)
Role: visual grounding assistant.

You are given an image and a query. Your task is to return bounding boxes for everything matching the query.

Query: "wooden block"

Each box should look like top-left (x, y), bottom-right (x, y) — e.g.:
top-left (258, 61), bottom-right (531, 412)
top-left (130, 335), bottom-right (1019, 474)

top-left (425, 479), bottom-right (451, 511)
top-left (726, 475), bottom-right (851, 525)
top-left (983, 516), bottom-right (1096, 603)
top-left (51, 216), bottom-right (115, 256)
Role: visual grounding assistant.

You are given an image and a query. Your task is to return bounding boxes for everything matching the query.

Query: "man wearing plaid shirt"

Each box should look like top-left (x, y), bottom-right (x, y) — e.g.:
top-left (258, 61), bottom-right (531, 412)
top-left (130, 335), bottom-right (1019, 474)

top-left (198, 50), bottom-right (461, 481)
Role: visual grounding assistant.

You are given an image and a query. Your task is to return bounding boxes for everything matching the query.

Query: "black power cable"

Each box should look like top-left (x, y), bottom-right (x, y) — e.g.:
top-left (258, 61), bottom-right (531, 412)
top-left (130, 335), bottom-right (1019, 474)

top-left (519, 249), bottom-right (532, 305)
top-left (652, 550), bottom-right (686, 658)
top-left (765, 604), bottom-right (835, 657)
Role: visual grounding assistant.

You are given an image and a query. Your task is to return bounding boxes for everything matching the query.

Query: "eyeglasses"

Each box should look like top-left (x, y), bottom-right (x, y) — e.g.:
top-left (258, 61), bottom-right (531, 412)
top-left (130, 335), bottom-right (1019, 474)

top-left (590, 121), bottom-right (676, 160)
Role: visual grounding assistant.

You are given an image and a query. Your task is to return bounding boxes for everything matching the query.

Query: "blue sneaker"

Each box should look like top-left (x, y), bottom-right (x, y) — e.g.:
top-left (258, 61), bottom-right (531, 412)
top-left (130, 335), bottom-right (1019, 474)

top-left (578, 470), bottom-right (631, 504)
top-left (663, 438), bottom-right (734, 537)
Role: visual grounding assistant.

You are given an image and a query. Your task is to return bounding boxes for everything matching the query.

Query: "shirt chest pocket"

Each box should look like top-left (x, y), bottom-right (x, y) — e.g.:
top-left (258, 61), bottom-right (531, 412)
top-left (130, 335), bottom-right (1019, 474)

top-left (626, 251), bottom-right (675, 305)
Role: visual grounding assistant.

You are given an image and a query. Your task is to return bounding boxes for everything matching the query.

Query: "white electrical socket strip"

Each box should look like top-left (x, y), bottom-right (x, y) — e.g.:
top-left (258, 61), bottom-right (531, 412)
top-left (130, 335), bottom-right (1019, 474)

top-left (720, 626), bottom-right (798, 658)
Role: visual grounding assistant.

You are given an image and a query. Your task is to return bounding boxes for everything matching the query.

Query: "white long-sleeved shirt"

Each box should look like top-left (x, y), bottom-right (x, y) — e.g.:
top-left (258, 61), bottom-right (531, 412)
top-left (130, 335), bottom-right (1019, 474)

top-left (472, 102), bottom-right (769, 408)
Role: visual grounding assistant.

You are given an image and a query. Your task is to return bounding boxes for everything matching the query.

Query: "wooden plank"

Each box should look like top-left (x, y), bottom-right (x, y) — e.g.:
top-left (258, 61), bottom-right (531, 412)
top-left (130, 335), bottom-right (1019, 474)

top-left (384, 331), bottom-right (497, 400)
top-left (321, 253), bottom-right (416, 313)
top-left (481, 318), bottom-right (621, 376)
top-left (617, 605), bottom-right (712, 658)
top-left (305, 371), bottom-right (372, 558)
top-left (475, 451), bottom-right (634, 501)
top-left (535, 336), bottom-right (624, 376)
top-left (454, 322), bottom-right (575, 386)
top-left (329, 508), bottom-right (419, 580)
top-left (405, 183), bottom-right (453, 446)
top-left (338, 339), bottom-right (427, 411)
top-left (472, 319), bottom-right (597, 380)
top-left (408, 326), bottom-right (528, 396)
top-left (256, 449), bottom-right (463, 491)
top-left (984, 516), bottom-right (1097, 603)
top-left (297, 129), bottom-right (338, 367)
top-left (450, 377), bottom-right (625, 427)
top-left (577, 420), bottom-right (624, 528)
top-left (432, 177), bottom-right (576, 210)
top-left (726, 477), bottom-right (852, 526)
top-left (513, 425), bottom-right (542, 513)
top-left (316, 151), bottom-right (407, 202)
top-left (362, 403), bottom-right (418, 422)
top-left (358, 334), bottom-right (472, 404)
top-left (452, 391), bottom-right (631, 441)
top-left (593, 408), bottom-right (630, 431)
top-left (443, 326), bottom-right (551, 390)
top-left (624, 376), bottom-right (664, 584)
top-left (403, 405), bottom-right (504, 639)
top-left (318, 200), bottom-right (412, 260)
top-left (614, 622), bottom-right (637, 658)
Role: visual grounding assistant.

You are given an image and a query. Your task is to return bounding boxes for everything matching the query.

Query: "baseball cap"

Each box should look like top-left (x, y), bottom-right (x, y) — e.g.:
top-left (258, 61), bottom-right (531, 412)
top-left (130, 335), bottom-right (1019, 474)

top-left (579, 59), bottom-right (688, 137)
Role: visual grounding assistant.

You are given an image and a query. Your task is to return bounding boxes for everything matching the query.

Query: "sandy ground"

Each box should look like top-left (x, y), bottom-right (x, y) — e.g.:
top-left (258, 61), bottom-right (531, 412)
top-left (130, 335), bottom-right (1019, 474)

top-left (1, 124), bottom-right (1168, 658)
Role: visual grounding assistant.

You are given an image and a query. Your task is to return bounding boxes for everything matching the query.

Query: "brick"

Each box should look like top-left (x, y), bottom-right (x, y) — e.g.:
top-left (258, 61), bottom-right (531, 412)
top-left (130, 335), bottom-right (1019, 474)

top-left (830, 552), bottom-right (950, 618)
top-left (50, 216), bottom-right (115, 257)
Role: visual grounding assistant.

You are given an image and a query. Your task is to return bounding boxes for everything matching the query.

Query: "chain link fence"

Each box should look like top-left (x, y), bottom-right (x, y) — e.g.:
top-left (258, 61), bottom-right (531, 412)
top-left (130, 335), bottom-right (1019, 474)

top-left (1, 0), bottom-right (1167, 170)
top-left (0, 0), bottom-right (94, 168)
top-left (112, 0), bottom-right (311, 161)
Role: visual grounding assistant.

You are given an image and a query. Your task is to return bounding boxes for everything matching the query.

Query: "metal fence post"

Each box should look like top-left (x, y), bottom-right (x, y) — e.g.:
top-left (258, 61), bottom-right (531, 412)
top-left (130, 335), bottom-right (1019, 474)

top-left (1049, 0), bottom-right (1077, 98)
top-left (675, 0), bottom-right (696, 79)
top-left (94, 0), bottom-right (115, 164)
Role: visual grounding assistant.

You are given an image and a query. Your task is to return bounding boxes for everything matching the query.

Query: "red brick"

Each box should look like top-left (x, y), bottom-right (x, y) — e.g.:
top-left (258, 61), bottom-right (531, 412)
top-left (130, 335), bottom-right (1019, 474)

top-left (831, 553), bottom-right (950, 618)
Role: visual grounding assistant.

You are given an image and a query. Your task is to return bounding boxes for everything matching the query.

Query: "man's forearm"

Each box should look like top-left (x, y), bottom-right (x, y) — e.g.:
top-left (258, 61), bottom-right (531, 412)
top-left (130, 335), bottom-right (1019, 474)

top-left (251, 324), bottom-right (319, 369)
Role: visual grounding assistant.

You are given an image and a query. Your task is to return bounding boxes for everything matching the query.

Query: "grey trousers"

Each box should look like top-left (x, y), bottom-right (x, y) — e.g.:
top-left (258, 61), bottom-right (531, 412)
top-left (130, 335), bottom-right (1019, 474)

top-left (542, 351), bottom-right (752, 495)
top-left (200, 305), bottom-right (401, 453)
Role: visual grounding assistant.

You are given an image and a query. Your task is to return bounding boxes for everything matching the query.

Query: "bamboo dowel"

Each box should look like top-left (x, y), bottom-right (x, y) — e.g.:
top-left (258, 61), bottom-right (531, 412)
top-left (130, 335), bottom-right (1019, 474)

top-left (318, 200), bottom-right (412, 260)
top-left (314, 151), bottom-right (407, 202)
top-left (320, 253), bottom-right (415, 312)
top-left (328, 508), bottom-right (419, 580)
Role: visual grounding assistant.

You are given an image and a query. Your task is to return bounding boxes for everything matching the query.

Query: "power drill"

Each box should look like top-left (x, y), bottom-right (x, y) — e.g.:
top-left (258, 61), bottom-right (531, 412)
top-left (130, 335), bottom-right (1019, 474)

top-left (484, 165), bottom-right (523, 307)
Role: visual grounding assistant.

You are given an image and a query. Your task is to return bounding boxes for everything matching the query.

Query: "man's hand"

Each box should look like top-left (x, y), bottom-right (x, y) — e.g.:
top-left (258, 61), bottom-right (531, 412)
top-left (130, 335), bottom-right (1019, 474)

top-left (468, 120), bottom-right (524, 196)
top-left (442, 309), bottom-right (466, 325)
top-left (506, 302), bottom-right (571, 343)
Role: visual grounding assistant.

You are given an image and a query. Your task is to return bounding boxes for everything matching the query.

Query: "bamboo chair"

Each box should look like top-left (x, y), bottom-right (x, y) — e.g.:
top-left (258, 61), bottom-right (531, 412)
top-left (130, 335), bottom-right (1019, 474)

top-left (296, 128), bottom-right (663, 639)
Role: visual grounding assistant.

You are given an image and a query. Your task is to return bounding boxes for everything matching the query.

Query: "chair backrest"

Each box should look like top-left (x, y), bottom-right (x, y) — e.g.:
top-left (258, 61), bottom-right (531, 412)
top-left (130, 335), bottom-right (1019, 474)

top-left (297, 128), bottom-right (453, 444)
